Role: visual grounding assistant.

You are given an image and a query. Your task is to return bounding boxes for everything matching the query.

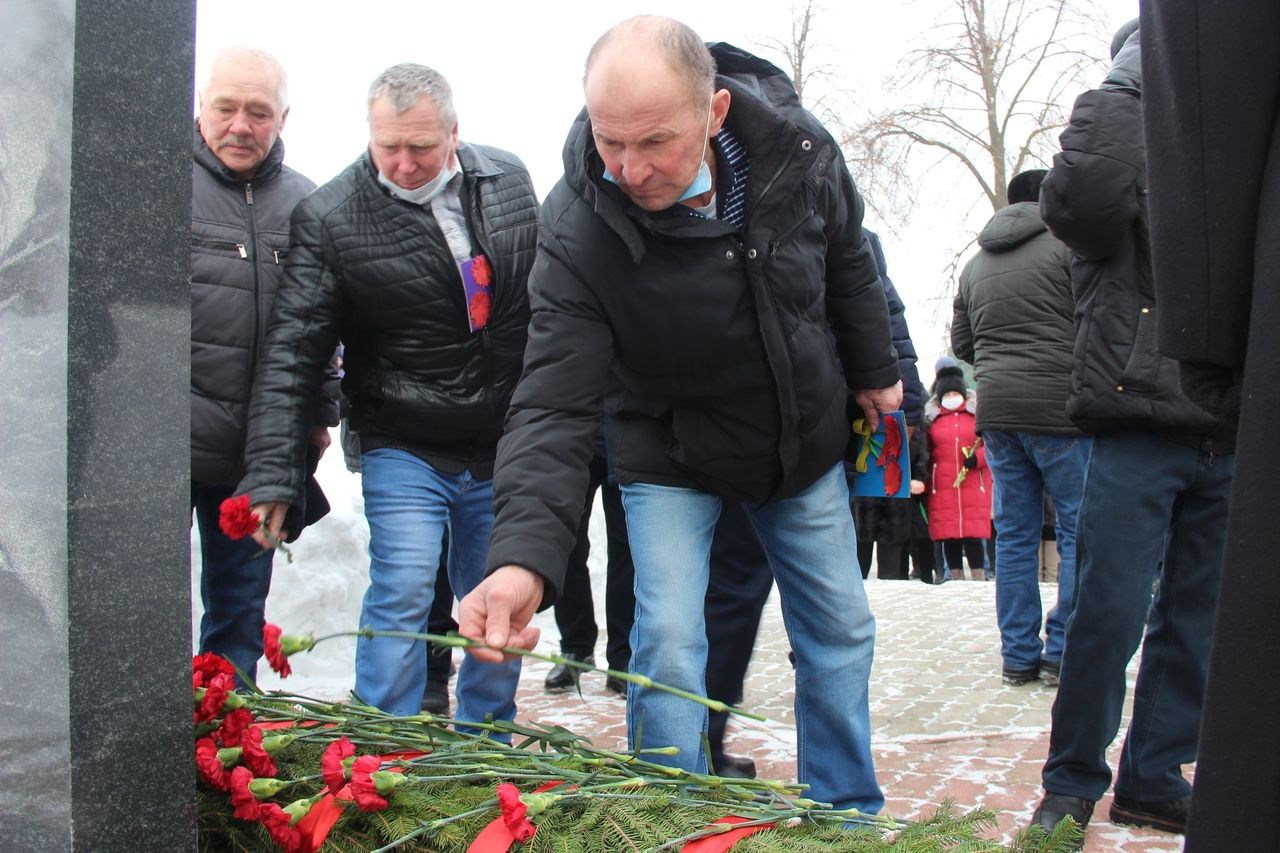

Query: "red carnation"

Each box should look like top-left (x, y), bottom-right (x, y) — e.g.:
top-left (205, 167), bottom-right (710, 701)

top-left (195, 737), bottom-right (230, 791)
top-left (195, 672), bottom-right (233, 723)
top-left (471, 254), bottom-right (493, 286)
top-left (218, 494), bottom-right (260, 540)
top-left (229, 766), bottom-right (261, 821)
top-left (193, 652), bottom-right (235, 688)
top-left (497, 782), bottom-right (536, 842)
top-left (321, 736), bottom-right (356, 795)
top-left (349, 755), bottom-right (389, 812)
top-left (468, 291), bottom-right (492, 330)
top-left (216, 707), bottom-right (254, 748)
top-left (240, 726), bottom-right (278, 778)
top-left (257, 802), bottom-right (305, 853)
top-left (262, 624), bottom-right (292, 678)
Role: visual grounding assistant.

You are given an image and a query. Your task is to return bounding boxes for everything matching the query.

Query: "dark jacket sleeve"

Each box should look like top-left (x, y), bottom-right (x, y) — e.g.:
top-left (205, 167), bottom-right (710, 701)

top-left (821, 158), bottom-right (900, 392)
top-left (951, 284), bottom-right (975, 365)
top-left (867, 231), bottom-right (925, 424)
top-left (1040, 88), bottom-right (1144, 261)
top-left (486, 223), bottom-right (615, 605)
top-left (237, 197), bottom-right (347, 512)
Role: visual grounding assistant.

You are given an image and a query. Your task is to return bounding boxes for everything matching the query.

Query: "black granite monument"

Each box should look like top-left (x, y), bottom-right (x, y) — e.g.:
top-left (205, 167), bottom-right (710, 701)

top-left (0, 0), bottom-right (196, 849)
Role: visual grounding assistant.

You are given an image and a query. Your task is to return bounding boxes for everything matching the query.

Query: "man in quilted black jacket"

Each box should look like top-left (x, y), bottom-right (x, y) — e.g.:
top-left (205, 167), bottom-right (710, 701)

top-left (237, 64), bottom-right (538, 727)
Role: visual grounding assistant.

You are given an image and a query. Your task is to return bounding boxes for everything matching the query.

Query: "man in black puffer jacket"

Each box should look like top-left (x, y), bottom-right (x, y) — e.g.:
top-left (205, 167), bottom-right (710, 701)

top-left (237, 64), bottom-right (537, 726)
top-left (1029, 23), bottom-right (1236, 842)
top-left (191, 47), bottom-right (330, 686)
top-left (460, 17), bottom-right (899, 813)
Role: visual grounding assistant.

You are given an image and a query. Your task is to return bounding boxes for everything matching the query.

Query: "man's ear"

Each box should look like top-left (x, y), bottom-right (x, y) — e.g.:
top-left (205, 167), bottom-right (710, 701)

top-left (710, 88), bottom-right (731, 135)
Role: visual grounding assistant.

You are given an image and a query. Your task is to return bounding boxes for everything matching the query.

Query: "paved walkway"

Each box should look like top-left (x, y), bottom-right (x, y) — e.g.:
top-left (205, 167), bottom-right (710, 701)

top-left (515, 573), bottom-right (1184, 852)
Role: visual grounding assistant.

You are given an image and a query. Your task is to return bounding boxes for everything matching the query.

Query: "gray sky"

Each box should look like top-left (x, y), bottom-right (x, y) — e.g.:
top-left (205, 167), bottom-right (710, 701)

top-left (196, 0), bottom-right (1139, 379)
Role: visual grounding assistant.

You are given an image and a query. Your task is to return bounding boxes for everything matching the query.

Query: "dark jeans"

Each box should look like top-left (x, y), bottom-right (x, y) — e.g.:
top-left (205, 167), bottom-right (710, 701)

top-left (552, 452), bottom-right (635, 671)
top-left (705, 502), bottom-right (775, 753)
top-left (192, 480), bottom-right (274, 687)
top-left (1043, 432), bottom-right (1233, 802)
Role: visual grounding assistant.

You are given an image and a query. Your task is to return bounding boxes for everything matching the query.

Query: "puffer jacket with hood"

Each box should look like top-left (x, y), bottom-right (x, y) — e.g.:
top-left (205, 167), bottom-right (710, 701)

top-left (486, 43), bottom-right (899, 599)
top-left (1039, 31), bottom-right (1232, 450)
top-left (951, 203), bottom-right (1080, 435)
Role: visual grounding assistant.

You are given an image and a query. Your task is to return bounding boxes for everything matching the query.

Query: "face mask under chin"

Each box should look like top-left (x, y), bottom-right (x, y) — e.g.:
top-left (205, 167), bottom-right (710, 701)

top-left (378, 159), bottom-right (457, 205)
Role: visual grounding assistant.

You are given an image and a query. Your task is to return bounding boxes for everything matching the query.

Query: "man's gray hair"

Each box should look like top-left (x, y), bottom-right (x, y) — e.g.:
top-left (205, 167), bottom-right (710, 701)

top-left (203, 45), bottom-right (289, 110)
top-left (367, 63), bottom-right (457, 128)
top-left (585, 16), bottom-right (716, 106)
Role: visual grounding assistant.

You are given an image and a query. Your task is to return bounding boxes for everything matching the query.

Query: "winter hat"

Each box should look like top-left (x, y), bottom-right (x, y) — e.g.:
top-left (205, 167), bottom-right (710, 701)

top-left (934, 365), bottom-right (967, 399)
top-left (1007, 169), bottom-right (1047, 205)
top-left (934, 354), bottom-right (960, 373)
top-left (1111, 18), bottom-right (1140, 59)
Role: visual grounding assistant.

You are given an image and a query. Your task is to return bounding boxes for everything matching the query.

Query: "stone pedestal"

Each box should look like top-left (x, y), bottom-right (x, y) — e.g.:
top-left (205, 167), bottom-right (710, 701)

top-left (0, 1), bottom-right (196, 849)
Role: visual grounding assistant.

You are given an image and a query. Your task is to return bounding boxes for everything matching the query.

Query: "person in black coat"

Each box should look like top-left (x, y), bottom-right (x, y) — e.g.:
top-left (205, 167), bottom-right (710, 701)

top-left (1141, 4), bottom-right (1280, 850)
top-left (462, 18), bottom-right (900, 812)
top-left (189, 47), bottom-right (333, 686)
top-left (1029, 23), bottom-right (1235, 842)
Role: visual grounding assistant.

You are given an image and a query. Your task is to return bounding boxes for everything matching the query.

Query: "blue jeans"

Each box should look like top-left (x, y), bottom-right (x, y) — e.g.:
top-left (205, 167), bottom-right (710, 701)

top-left (1043, 432), bottom-right (1232, 801)
top-left (982, 430), bottom-right (1092, 670)
top-left (356, 449), bottom-right (520, 725)
top-left (622, 464), bottom-right (883, 812)
top-left (192, 480), bottom-right (275, 687)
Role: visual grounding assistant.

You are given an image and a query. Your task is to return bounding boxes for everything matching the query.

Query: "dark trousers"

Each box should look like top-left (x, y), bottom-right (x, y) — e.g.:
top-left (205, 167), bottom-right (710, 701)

top-left (941, 538), bottom-right (986, 573)
top-left (551, 452), bottom-right (635, 671)
top-left (425, 531), bottom-right (456, 686)
top-left (705, 502), bottom-right (775, 754)
top-left (1043, 432), bottom-right (1233, 801)
top-left (910, 537), bottom-right (940, 583)
top-left (856, 540), bottom-right (908, 579)
top-left (192, 480), bottom-right (274, 687)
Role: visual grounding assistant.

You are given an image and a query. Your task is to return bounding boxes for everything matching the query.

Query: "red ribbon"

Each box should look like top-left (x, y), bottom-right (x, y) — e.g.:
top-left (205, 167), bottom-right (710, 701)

top-left (680, 815), bottom-right (777, 852)
top-left (288, 750), bottom-right (426, 853)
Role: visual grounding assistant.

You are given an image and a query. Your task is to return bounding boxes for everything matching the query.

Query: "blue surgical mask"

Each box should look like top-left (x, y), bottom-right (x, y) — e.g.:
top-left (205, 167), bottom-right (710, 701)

top-left (378, 159), bottom-right (458, 205)
top-left (603, 94), bottom-right (715, 204)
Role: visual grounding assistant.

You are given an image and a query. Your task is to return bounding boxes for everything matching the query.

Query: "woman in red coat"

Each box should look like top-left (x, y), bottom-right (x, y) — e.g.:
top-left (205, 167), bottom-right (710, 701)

top-left (925, 363), bottom-right (992, 579)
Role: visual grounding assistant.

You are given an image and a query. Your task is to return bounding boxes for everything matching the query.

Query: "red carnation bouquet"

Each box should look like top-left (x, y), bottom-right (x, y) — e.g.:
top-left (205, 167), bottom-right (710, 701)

top-left (218, 494), bottom-right (292, 562)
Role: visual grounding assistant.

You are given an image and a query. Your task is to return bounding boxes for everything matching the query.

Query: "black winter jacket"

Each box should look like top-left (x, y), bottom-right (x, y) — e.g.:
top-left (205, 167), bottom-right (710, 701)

top-left (487, 43), bottom-right (898, 599)
top-left (1040, 87), bottom-right (1231, 449)
top-left (952, 203), bottom-right (1080, 435)
top-left (190, 125), bottom-right (327, 486)
top-left (237, 144), bottom-right (537, 510)
top-left (867, 230), bottom-right (926, 425)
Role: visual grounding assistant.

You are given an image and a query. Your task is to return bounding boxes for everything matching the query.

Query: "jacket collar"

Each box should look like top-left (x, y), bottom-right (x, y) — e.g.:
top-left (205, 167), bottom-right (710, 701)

top-left (192, 120), bottom-right (286, 185)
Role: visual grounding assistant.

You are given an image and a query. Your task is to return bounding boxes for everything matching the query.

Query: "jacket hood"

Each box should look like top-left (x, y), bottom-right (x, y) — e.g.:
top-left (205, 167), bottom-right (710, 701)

top-left (977, 201), bottom-right (1047, 252)
top-left (193, 120), bottom-right (285, 184)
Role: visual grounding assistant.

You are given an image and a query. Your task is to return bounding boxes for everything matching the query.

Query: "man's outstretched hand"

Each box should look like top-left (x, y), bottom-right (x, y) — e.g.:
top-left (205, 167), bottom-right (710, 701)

top-left (457, 565), bottom-right (545, 663)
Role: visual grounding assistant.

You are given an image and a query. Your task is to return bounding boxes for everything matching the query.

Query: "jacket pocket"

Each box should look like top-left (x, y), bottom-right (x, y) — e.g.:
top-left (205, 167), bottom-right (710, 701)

top-left (1116, 305), bottom-right (1160, 394)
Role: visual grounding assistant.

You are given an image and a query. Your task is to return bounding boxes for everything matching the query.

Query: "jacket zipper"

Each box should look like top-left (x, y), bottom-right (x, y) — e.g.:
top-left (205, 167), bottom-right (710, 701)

top-left (245, 182), bottom-right (261, 400)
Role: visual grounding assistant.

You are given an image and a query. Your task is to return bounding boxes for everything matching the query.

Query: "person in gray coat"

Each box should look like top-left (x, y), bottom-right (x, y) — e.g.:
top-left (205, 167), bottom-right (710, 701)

top-left (951, 169), bottom-right (1092, 687)
top-left (190, 47), bottom-right (331, 685)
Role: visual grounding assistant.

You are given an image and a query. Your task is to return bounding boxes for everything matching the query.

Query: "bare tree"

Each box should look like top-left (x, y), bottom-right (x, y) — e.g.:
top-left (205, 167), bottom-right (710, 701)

top-left (754, 0), bottom-right (848, 129)
top-left (845, 0), bottom-right (1105, 219)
